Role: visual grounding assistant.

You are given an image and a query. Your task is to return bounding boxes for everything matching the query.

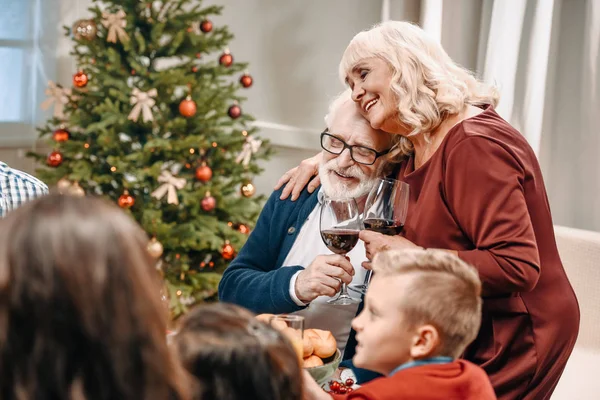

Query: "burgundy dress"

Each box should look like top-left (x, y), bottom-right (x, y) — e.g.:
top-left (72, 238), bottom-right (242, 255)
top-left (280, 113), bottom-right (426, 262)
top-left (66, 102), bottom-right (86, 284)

top-left (397, 106), bottom-right (579, 399)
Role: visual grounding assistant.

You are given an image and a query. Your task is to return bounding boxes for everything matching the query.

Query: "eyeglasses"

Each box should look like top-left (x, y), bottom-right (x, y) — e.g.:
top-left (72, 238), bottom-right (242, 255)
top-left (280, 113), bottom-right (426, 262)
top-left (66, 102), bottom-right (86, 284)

top-left (320, 131), bottom-right (389, 165)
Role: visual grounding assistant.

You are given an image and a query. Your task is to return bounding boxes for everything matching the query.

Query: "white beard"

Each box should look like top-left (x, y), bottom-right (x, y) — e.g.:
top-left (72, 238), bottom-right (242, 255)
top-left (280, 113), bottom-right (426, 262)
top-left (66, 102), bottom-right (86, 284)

top-left (319, 158), bottom-right (380, 199)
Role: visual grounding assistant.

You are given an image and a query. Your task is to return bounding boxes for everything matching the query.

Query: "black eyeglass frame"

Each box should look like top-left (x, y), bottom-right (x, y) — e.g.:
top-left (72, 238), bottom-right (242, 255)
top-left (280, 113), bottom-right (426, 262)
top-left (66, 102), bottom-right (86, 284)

top-left (320, 130), bottom-right (390, 166)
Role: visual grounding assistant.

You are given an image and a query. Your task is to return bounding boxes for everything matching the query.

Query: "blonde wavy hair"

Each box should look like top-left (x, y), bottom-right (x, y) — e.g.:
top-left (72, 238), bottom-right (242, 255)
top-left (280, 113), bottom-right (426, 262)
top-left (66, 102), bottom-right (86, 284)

top-left (339, 21), bottom-right (499, 157)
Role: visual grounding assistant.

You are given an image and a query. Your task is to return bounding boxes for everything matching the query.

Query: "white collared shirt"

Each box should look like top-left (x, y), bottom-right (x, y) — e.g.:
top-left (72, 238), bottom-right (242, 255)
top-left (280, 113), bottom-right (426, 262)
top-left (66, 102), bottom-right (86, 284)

top-left (282, 191), bottom-right (367, 354)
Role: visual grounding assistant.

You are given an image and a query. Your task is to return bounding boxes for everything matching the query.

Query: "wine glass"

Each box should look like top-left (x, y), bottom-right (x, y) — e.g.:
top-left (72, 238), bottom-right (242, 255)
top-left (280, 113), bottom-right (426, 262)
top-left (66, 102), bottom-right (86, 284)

top-left (320, 196), bottom-right (361, 305)
top-left (269, 315), bottom-right (305, 362)
top-left (349, 178), bottom-right (409, 294)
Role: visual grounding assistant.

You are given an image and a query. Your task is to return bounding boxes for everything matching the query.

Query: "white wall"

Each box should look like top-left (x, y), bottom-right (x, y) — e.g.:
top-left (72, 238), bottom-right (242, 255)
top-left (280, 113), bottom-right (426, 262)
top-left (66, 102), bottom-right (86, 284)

top-left (202, 0), bottom-right (386, 195)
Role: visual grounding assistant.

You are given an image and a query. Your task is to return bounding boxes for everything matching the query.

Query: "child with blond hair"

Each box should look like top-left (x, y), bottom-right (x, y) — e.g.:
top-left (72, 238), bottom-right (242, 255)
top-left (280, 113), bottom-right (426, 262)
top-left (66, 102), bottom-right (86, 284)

top-left (303, 249), bottom-right (496, 399)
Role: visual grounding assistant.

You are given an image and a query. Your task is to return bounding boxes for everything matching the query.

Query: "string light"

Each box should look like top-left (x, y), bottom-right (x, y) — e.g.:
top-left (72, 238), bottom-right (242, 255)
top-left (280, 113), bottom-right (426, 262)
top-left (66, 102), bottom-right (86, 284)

top-left (84, 143), bottom-right (90, 148)
top-left (189, 148), bottom-right (195, 154)
top-left (242, 130), bottom-right (248, 136)
top-left (110, 166), bottom-right (117, 172)
top-left (176, 290), bottom-right (182, 296)
top-left (211, 142), bottom-right (217, 147)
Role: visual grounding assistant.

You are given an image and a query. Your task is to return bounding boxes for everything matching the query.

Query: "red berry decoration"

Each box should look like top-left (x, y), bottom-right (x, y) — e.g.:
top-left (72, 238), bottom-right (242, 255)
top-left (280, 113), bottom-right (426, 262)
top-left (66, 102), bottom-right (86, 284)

top-left (73, 71), bottom-right (88, 87)
top-left (329, 381), bottom-right (340, 392)
top-left (239, 73), bottom-right (253, 88)
top-left (200, 20), bottom-right (213, 33)
top-left (228, 104), bottom-right (242, 119)
top-left (195, 163), bottom-right (213, 182)
top-left (201, 192), bottom-right (216, 211)
top-left (219, 51), bottom-right (233, 67)
top-left (47, 151), bottom-right (63, 167)
top-left (118, 190), bottom-right (135, 208)
top-left (345, 378), bottom-right (355, 387)
top-left (52, 128), bottom-right (70, 142)
top-left (179, 96), bottom-right (197, 118)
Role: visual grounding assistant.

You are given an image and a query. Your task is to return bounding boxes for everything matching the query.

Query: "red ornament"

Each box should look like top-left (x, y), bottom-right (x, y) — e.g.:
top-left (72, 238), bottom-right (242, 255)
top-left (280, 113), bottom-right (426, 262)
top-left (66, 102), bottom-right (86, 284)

top-left (195, 163), bottom-right (213, 182)
top-left (118, 190), bottom-right (135, 208)
top-left (221, 241), bottom-right (235, 260)
top-left (201, 192), bottom-right (216, 211)
top-left (47, 151), bottom-right (63, 167)
top-left (345, 378), bottom-right (355, 387)
top-left (73, 71), bottom-right (88, 87)
top-left (239, 74), bottom-right (253, 88)
top-left (237, 224), bottom-right (250, 234)
top-left (179, 96), bottom-right (197, 118)
top-left (228, 104), bottom-right (242, 119)
top-left (52, 128), bottom-right (70, 142)
top-left (200, 20), bottom-right (213, 33)
top-left (219, 52), bottom-right (233, 67)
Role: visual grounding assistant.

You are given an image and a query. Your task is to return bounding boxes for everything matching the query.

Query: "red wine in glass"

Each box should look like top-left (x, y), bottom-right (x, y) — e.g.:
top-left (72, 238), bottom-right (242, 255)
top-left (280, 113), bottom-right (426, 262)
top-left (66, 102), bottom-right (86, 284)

top-left (349, 178), bottom-right (409, 295)
top-left (321, 229), bottom-right (360, 254)
top-left (362, 219), bottom-right (404, 235)
top-left (320, 196), bottom-right (361, 305)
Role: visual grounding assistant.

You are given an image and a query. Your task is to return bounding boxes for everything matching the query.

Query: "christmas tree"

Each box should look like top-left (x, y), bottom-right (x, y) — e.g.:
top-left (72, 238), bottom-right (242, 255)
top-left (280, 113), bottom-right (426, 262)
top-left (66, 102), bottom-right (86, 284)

top-left (29, 0), bottom-right (272, 317)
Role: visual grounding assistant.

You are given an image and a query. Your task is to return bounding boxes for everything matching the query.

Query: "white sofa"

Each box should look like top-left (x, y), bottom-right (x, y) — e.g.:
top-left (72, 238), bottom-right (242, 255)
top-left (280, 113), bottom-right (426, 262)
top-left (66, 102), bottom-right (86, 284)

top-left (551, 226), bottom-right (600, 400)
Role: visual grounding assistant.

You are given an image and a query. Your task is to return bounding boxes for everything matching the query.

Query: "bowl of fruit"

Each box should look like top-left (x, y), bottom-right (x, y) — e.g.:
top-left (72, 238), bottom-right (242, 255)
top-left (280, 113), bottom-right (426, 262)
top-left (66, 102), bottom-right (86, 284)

top-left (302, 328), bottom-right (341, 386)
top-left (255, 314), bottom-right (341, 385)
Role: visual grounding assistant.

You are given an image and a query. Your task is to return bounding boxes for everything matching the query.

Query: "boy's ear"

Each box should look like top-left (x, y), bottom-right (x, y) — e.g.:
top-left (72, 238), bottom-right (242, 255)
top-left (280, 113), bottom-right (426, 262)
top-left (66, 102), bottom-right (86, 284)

top-left (410, 324), bottom-right (441, 359)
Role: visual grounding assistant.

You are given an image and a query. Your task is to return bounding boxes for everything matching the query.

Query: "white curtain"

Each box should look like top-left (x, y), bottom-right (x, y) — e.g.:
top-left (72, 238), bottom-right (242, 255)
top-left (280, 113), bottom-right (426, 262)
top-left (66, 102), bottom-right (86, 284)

top-left (388, 0), bottom-right (600, 233)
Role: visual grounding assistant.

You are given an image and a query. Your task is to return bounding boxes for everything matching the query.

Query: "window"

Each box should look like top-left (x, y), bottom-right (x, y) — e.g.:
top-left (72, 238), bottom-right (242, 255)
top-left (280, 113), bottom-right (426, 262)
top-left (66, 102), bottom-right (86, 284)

top-left (0, 0), bottom-right (59, 145)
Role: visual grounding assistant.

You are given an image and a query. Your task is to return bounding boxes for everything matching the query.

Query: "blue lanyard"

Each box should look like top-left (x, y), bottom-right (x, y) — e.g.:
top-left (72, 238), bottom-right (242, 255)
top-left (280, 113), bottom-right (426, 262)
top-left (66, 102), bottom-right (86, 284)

top-left (390, 356), bottom-right (454, 376)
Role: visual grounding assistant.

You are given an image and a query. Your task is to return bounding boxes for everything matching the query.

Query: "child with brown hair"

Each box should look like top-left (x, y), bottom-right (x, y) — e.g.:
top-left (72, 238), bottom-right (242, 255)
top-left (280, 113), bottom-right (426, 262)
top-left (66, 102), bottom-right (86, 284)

top-left (303, 248), bottom-right (496, 399)
top-left (0, 194), bottom-right (187, 400)
top-left (173, 302), bottom-right (303, 400)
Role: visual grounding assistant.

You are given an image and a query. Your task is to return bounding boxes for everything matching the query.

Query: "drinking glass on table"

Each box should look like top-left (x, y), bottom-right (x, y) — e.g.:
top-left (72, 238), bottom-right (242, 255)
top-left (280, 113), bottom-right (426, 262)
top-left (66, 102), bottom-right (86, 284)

top-left (269, 315), bottom-right (305, 361)
top-left (319, 196), bottom-right (361, 305)
top-left (349, 178), bottom-right (409, 294)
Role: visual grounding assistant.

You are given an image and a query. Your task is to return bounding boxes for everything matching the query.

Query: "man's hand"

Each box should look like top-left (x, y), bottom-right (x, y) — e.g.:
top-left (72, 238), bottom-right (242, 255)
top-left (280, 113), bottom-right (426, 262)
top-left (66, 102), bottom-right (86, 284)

top-left (295, 255), bottom-right (354, 303)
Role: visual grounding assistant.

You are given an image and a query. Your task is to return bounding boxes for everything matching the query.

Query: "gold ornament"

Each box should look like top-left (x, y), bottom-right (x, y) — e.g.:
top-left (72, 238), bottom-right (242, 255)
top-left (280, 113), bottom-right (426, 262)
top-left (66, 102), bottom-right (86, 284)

top-left (69, 182), bottom-right (85, 197)
top-left (72, 19), bottom-right (97, 41)
top-left (147, 237), bottom-right (164, 258)
top-left (56, 178), bottom-right (72, 193)
top-left (241, 181), bottom-right (256, 197)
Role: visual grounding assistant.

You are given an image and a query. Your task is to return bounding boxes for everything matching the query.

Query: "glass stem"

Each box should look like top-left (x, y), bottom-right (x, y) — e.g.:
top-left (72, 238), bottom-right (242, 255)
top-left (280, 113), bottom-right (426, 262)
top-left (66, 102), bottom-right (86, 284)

top-left (363, 270), bottom-right (372, 286)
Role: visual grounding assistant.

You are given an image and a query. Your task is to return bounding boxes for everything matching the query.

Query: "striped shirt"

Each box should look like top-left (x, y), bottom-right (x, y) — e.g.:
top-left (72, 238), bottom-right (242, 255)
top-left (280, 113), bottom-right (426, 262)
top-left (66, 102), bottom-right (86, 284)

top-left (0, 162), bottom-right (48, 217)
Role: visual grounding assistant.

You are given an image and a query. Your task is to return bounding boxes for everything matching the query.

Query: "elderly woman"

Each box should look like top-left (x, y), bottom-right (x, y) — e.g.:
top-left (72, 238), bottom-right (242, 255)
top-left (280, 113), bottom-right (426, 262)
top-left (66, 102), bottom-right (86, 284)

top-left (278, 21), bottom-right (579, 400)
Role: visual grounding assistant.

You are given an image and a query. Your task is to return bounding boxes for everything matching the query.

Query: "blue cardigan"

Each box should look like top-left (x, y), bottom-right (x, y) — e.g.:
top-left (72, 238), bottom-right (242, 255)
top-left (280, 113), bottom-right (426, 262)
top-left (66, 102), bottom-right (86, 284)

top-left (218, 186), bottom-right (380, 383)
top-left (218, 187), bottom-right (318, 314)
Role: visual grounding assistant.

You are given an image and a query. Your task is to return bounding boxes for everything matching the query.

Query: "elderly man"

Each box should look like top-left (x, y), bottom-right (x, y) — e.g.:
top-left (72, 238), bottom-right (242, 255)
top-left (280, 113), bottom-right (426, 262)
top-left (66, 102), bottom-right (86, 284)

top-left (218, 90), bottom-right (393, 354)
top-left (0, 161), bottom-right (48, 217)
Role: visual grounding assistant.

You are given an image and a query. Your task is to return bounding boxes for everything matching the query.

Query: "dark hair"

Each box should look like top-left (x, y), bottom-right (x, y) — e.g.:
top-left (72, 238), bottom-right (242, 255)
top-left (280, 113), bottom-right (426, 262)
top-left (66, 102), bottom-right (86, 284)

top-left (173, 303), bottom-right (302, 400)
top-left (0, 194), bottom-right (187, 400)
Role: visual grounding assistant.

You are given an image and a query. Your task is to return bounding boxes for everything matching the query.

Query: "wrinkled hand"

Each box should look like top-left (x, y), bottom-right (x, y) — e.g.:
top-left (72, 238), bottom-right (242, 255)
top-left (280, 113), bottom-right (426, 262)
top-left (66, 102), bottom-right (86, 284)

top-left (302, 370), bottom-right (331, 400)
top-left (295, 255), bottom-right (354, 303)
top-left (274, 153), bottom-right (322, 201)
top-left (359, 230), bottom-right (421, 270)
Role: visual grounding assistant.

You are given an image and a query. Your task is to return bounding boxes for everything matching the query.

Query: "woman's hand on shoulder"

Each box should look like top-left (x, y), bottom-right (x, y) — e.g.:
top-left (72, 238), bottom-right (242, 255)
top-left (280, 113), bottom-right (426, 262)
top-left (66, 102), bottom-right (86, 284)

top-left (274, 153), bottom-right (322, 201)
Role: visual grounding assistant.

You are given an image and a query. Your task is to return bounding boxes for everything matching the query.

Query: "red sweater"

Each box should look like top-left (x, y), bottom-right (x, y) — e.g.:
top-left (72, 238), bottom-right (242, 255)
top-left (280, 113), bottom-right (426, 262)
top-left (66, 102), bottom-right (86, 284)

top-left (332, 360), bottom-right (496, 400)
